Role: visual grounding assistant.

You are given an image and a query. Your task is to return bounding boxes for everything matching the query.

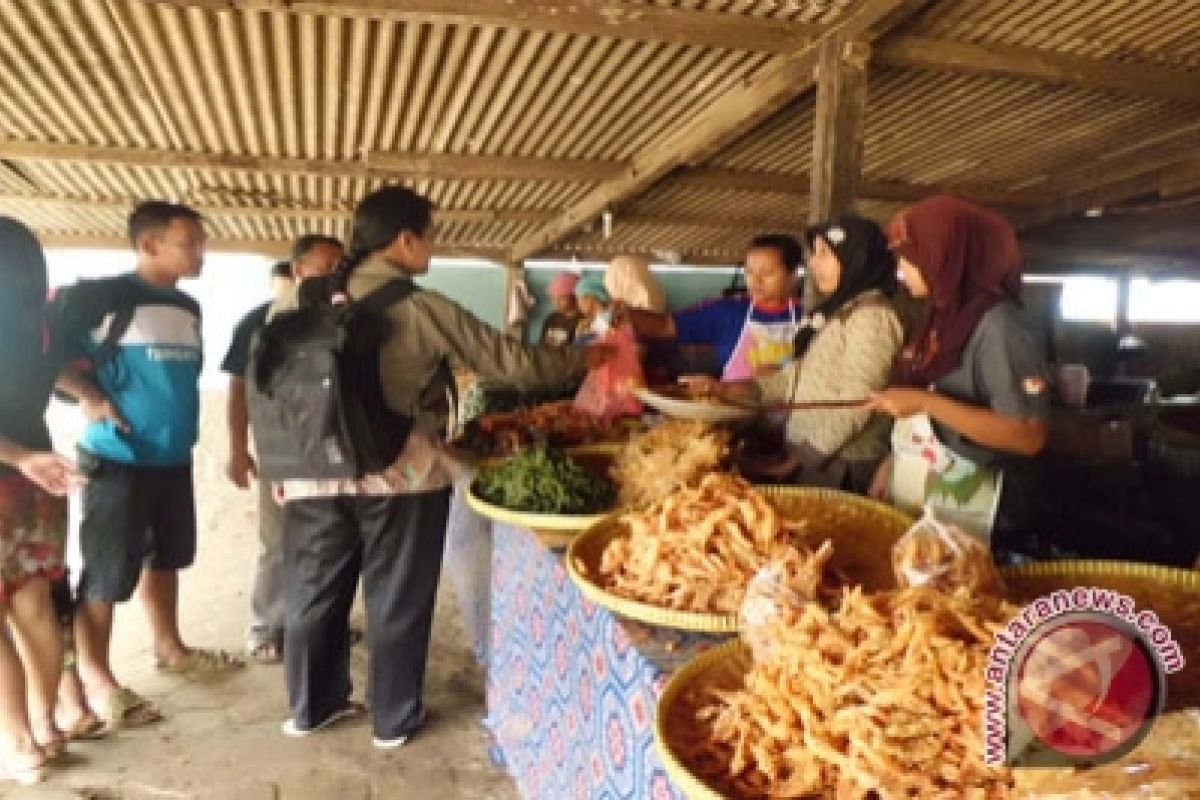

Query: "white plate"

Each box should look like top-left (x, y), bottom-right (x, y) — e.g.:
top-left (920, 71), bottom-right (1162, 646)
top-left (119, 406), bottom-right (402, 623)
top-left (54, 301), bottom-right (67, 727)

top-left (633, 386), bottom-right (758, 424)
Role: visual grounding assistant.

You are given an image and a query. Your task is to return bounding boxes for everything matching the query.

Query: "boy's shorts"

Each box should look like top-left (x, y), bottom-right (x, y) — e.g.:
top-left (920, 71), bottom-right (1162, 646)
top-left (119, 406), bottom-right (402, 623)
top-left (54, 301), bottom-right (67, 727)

top-left (78, 455), bottom-right (196, 603)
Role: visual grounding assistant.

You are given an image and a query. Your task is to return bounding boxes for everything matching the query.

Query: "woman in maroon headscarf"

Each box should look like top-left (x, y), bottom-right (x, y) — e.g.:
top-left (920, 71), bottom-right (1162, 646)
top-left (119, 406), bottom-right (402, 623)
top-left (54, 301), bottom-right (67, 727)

top-left (865, 195), bottom-right (1051, 539)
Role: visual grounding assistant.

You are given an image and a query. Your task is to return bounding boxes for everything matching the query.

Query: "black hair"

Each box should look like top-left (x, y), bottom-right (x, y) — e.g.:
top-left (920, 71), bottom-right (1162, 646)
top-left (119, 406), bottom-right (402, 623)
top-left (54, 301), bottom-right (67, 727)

top-left (0, 217), bottom-right (48, 323)
top-left (127, 201), bottom-right (203, 247)
top-left (748, 233), bottom-right (804, 273)
top-left (291, 234), bottom-right (343, 263)
top-left (332, 186), bottom-right (434, 287)
top-left (269, 260), bottom-right (293, 279)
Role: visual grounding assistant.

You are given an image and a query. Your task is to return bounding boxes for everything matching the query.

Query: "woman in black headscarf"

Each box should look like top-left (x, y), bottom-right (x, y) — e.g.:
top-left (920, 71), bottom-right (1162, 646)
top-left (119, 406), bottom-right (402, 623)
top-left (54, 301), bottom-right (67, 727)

top-left (696, 215), bottom-right (905, 491)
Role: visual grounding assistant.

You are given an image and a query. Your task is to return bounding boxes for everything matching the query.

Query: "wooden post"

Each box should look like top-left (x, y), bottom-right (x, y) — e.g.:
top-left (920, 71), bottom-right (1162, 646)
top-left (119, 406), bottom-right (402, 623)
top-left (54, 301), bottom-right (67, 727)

top-left (504, 260), bottom-right (528, 341)
top-left (807, 38), bottom-right (870, 306)
top-left (809, 37), bottom-right (871, 225)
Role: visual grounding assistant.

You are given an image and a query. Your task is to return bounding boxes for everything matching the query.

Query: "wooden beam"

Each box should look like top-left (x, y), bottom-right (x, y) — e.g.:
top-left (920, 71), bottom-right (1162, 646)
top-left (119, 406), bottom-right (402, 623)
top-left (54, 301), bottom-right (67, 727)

top-left (0, 139), bottom-right (620, 182)
top-left (876, 37), bottom-right (1200, 103)
top-left (809, 37), bottom-right (870, 224)
top-left (507, 0), bottom-right (915, 261)
top-left (0, 193), bottom-right (551, 224)
top-left (34, 231), bottom-right (508, 262)
top-left (673, 168), bottom-right (1045, 207)
top-left (1020, 242), bottom-right (1200, 275)
top-left (145, 0), bottom-right (819, 55)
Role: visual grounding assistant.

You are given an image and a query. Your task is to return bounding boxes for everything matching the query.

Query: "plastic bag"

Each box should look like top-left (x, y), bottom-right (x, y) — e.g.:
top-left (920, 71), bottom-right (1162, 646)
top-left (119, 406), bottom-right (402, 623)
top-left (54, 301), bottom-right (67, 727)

top-left (892, 505), bottom-right (1005, 595)
top-left (573, 323), bottom-right (644, 419)
top-left (739, 542), bottom-right (833, 664)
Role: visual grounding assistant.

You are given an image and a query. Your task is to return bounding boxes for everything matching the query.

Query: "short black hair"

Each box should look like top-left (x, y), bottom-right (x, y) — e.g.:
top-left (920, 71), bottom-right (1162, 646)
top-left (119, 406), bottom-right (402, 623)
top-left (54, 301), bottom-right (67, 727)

top-left (748, 233), bottom-right (804, 272)
top-left (291, 234), bottom-right (343, 263)
top-left (269, 260), bottom-right (293, 279)
top-left (127, 201), bottom-right (202, 247)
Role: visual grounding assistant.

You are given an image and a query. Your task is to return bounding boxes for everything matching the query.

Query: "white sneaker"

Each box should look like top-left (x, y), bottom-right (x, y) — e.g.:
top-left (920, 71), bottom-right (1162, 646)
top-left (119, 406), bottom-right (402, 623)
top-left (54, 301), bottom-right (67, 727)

top-left (281, 702), bottom-right (365, 737)
top-left (372, 708), bottom-right (427, 750)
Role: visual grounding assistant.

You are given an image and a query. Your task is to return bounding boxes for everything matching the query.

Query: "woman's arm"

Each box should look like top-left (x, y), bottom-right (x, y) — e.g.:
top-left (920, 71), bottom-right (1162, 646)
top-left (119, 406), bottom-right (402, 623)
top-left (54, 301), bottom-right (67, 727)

top-left (0, 434), bottom-right (81, 496)
top-left (866, 388), bottom-right (1048, 456)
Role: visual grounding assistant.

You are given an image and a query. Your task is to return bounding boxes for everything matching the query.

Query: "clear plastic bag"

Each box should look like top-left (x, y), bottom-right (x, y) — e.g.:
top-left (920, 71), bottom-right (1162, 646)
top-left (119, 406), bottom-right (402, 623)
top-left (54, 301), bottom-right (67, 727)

top-left (573, 323), bottom-right (644, 419)
top-left (739, 542), bottom-right (832, 664)
top-left (892, 505), bottom-right (1005, 595)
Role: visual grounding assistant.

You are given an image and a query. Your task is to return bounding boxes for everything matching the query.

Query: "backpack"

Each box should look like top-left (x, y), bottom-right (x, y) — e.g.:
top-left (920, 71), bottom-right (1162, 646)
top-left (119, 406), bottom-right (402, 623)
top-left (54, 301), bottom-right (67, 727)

top-left (246, 277), bottom-right (419, 481)
top-left (51, 279), bottom-right (139, 404)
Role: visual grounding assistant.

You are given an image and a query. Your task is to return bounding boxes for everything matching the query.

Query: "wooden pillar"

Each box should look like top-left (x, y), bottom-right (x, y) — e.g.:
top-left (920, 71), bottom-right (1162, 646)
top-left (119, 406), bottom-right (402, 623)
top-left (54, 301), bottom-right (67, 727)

top-left (806, 38), bottom-right (870, 306)
top-left (809, 38), bottom-right (871, 225)
top-left (504, 260), bottom-right (528, 340)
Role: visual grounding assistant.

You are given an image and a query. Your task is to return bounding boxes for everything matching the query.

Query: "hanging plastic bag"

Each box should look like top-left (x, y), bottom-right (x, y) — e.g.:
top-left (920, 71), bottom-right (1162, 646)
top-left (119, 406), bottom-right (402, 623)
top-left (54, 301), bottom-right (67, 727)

top-left (892, 505), bottom-right (1005, 595)
top-left (573, 322), bottom-right (644, 419)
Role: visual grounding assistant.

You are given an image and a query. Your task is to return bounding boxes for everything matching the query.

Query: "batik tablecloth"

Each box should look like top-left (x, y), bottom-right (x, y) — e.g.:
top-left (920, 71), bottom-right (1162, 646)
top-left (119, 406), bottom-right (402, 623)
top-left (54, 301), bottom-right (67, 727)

top-left (443, 477), bottom-right (492, 664)
top-left (486, 521), bottom-right (729, 800)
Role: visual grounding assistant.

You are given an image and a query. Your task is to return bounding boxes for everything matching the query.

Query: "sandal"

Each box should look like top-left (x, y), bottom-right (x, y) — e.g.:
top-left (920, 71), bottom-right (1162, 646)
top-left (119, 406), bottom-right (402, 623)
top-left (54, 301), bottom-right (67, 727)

top-left (59, 712), bottom-right (108, 742)
top-left (246, 640), bottom-right (282, 665)
top-left (97, 687), bottom-right (163, 730)
top-left (156, 647), bottom-right (244, 676)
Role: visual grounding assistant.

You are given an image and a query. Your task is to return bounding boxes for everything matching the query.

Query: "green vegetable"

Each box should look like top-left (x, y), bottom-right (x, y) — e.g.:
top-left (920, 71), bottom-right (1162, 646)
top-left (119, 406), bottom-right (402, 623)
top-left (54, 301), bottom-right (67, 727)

top-left (474, 446), bottom-right (614, 515)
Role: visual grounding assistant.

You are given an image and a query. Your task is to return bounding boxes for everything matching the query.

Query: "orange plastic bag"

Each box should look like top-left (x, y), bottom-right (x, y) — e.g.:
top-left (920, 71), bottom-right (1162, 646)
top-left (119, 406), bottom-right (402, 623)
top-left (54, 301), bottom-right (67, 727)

top-left (573, 323), bottom-right (644, 419)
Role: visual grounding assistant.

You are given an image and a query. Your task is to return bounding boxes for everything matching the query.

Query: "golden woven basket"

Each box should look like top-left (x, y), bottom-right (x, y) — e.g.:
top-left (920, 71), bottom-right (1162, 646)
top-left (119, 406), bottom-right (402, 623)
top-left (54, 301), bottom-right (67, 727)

top-left (566, 485), bottom-right (914, 633)
top-left (1001, 559), bottom-right (1200, 710)
top-left (654, 639), bottom-right (749, 800)
top-left (466, 444), bottom-right (620, 535)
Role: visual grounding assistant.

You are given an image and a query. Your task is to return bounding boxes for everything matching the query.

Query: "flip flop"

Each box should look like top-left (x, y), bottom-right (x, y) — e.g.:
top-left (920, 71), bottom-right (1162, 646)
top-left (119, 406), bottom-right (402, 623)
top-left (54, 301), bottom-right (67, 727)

top-left (156, 647), bottom-right (245, 676)
top-left (97, 687), bottom-right (162, 731)
top-left (60, 713), bottom-right (108, 742)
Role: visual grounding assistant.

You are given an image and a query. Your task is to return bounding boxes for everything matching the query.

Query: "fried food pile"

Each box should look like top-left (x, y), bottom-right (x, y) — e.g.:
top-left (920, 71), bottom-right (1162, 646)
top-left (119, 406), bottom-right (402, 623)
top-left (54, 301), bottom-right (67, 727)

top-left (469, 400), bottom-right (628, 456)
top-left (682, 587), bottom-right (1019, 799)
top-left (587, 474), bottom-right (830, 614)
top-left (610, 419), bottom-right (731, 509)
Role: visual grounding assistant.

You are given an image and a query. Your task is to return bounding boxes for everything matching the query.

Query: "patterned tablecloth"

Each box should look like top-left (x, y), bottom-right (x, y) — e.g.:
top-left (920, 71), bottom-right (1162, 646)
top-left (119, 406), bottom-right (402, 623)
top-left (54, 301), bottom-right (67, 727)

top-left (485, 521), bottom-right (728, 800)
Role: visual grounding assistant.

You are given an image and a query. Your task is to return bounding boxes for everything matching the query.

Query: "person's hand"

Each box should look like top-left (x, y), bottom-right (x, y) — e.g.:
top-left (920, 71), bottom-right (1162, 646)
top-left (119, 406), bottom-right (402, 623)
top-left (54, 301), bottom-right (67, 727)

top-left (608, 300), bottom-right (629, 325)
top-left (226, 449), bottom-right (257, 489)
top-left (81, 390), bottom-right (130, 432)
top-left (17, 451), bottom-right (83, 496)
top-left (864, 388), bottom-right (932, 419)
top-left (585, 344), bottom-right (617, 370)
top-left (868, 455), bottom-right (892, 502)
top-left (678, 374), bottom-right (721, 397)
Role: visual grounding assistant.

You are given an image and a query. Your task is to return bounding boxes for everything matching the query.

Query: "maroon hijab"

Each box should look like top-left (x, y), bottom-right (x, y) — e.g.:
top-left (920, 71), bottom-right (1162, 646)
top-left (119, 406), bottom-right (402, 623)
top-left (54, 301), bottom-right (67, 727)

top-left (888, 195), bottom-right (1022, 386)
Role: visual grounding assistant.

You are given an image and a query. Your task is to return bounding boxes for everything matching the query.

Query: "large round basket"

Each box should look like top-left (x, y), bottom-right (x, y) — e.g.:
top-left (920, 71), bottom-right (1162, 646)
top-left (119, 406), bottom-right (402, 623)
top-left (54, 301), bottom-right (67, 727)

top-left (654, 639), bottom-right (750, 800)
top-left (566, 485), bottom-right (914, 633)
top-left (1001, 559), bottom-right (1200, 710)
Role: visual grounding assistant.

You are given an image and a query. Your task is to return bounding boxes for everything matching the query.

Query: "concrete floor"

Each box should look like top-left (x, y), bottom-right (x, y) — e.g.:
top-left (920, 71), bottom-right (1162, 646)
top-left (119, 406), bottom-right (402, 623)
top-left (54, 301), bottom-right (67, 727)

top-left (3, 395), bottom-right (518, 800)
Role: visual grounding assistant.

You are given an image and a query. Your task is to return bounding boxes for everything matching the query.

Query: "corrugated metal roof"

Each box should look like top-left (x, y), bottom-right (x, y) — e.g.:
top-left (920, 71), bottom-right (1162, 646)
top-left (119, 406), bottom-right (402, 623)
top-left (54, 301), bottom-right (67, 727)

top-left (0, 0), bottom-right (1197, 264)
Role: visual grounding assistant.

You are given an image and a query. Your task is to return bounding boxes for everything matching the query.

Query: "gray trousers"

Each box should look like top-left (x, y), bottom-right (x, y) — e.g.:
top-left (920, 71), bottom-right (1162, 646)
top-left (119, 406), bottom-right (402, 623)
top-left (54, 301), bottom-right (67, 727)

top-left (247, 477), bottom-right (285, 647)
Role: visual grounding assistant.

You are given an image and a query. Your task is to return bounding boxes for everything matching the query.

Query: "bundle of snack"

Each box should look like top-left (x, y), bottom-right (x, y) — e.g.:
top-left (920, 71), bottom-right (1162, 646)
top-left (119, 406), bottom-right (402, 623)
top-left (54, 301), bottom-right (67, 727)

top-left (473, 446), bottom-right (615, 515)
top-left (610, 419), bottom-right (731, 509)
top-left (582, 474), bottom-right (832, 614)
top-left (892, 505), bottom-right (1005, 596)
top-left (679, 586), bottom-right (1020, 798)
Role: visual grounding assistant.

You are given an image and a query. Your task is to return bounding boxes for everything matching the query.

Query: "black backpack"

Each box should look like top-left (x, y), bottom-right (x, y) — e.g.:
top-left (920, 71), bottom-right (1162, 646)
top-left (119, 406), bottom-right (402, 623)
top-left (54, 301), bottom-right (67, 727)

top-left (246, 277), bottom-right (419, 481)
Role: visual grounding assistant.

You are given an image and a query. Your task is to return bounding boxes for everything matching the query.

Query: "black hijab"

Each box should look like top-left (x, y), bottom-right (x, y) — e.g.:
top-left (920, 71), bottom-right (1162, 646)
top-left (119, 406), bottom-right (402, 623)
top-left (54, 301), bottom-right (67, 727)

top-left (794, 215), bottom-right (897, 358)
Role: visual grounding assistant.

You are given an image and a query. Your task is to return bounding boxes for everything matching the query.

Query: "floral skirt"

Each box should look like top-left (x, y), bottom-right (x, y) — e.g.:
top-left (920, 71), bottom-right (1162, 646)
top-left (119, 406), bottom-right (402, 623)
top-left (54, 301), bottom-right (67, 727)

top-left (0, 474), bottom-right (66, 599)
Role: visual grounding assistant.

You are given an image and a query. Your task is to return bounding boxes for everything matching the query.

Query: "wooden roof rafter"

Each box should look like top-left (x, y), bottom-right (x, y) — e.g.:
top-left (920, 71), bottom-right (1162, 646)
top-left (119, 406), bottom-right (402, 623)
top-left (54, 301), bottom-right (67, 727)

top-left (507, 0), bottom-right (925, 261)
